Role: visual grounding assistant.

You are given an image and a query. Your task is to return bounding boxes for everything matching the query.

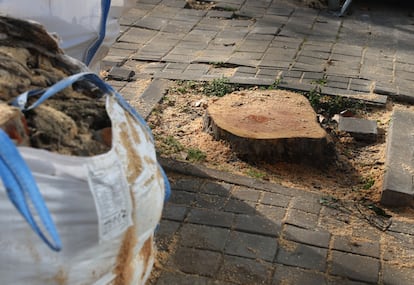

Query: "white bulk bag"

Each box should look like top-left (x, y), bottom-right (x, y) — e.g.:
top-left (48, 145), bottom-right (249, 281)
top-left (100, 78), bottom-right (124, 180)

top-left (0, 0), bottom-right (134, 69)
top-left (0, 73), bottom-right (169, 285)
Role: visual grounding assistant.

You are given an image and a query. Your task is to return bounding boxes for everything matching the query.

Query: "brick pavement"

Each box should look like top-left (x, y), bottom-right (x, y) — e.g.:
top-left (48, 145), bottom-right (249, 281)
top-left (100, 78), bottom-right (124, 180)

top-left (104, 0), bottom-right (414, 105)
top-left (147, 159), bottom-right (414, 285)
top-left (102, 1), bottom-right (414, 284)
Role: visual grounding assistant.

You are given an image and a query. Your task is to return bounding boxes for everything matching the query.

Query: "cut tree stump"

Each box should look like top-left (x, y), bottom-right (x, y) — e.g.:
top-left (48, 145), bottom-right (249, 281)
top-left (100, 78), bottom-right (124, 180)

top-left (203, 90), bottom-right (335, 166)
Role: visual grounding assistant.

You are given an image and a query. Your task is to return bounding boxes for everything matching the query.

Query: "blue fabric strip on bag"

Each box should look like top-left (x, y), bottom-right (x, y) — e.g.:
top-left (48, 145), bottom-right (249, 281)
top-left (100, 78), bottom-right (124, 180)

top-left (84, 0), bottom-right (111, 65)
top-left (0, 130), bottom-right (62, 251)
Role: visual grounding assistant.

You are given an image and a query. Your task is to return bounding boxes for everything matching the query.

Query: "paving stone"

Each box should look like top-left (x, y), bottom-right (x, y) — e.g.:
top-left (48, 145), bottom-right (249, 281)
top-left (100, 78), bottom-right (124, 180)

top-left (225, 230), bottom-right (277, 261)
top-left (293, 62), bottom-right (325, 72)
top-left (350, 220), bottom-right (382, 241)
top-left (172, 247), bottom-right (222, 277)
top-left (134, 16), bottom-right (167, 30)
top-left (169, 190), bottom-right (196, 205)
top-left (272, 265), bottom-right (327, 285)
top-left (207, 10), bottom-right (234, 19)
top-left (349, 83), bottom-right (371, 93)
top-left (300, 50), bottom-right (331, 60)
top-left (326, 278), bottom-right (370, 285)
top-left (260, 60), bottom-right (292, 69)
top-left (200, 181), bottom-right (232, 197)
top-left (286, 209), bottom-right (319, 229)
top-left (179, 223), bottom-right (230, 251)
top-left (332, 235), bottom-right (380, 258)
top-left (142, 62), bottom-right (167, 74)
top-left (232, 186), bottom-right (261, 202)
top-left (224, 198), bottom-right (257, 214)
top-left (256, 204), bottom-right (287, 223)
top-left (257, 68), bottom-right (280, 77)
top-left (388, 219), bottom-right (414, 235)
top-left (382, 263), bottom-right (414, 285)
top-left (194, 193), bottom-right (228, 209)
top-left (276, 241), bottom-right (328, 271)
top-left (234, 214), bottom-right (281, 237)
top-left (118, 27), bottom-right (157, 44)
top-left (218, 255), bottom-right (271, 284)
top-left (162, 203), bottom-right (188, 221)
top-left (283, 70), bottom-right (303, 78)
top-left (251, 26), bottom-right (280, 35)
top-left (156, 220), bottom-right (181, 250)
top-left (187, 208), bottom-right (234, 228)
top-left (381, 109), bottom-right (414, 207)
top-left (228, 76), bottom-right (274, 86)
top-left (107, 66), bottom-right (135, 81)
top-left (326, 80), bottom-right (349, 89)
top-left (319, 87), bottom-right (388, 105)
top-left (301, 71), bottom-right (325, 80)
top-left (337, 116), bottom-right (378, 141)
top-left (290, 196), bottom-right (322, 214)
top-left (136, 78), bottom-right (170, 118)
top-left (330, 251), bottom-right (380, 284)
top-left (261, 192), bottom-right (291, 207)
top-left (318, 206), bottom-right (351, 228)
top-left (171, 178), bottom-right (202, 192)
top-left (156, 271), bottom-right (233, 285)
top-left (296, 56), bottom-right (326, 66)
top-left (283, 225), bottom-right (331, 248)
top-left (238, 41), bottom-right (269, 53)
top-left (230, 51), bottom-right (264, 60)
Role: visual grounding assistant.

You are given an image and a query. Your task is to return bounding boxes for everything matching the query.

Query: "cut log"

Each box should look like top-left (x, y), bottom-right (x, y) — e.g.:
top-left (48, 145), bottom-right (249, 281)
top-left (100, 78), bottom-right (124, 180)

top-left (203, 90), bottom-right (335, 166)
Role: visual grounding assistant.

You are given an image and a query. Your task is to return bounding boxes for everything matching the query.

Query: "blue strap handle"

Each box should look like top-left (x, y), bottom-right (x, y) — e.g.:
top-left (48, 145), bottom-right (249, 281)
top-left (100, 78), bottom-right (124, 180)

top-left (0, 129), bottom-right (62, 251)
top-left (14, 72), bottom-right (153, 139)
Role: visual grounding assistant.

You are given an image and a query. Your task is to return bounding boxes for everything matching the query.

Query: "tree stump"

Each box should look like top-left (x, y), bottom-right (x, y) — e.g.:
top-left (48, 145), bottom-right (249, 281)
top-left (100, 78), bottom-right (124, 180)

top-left (203, 90), bottom-right (335, 166)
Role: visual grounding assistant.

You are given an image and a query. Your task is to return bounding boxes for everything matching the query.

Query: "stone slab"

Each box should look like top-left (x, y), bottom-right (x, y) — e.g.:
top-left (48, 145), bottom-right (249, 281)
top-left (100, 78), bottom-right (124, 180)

top-left (272, 265), bottom-right (327, 285)
top-left (283, 225), bottom-right (331, 248)
top-left (330, 251), bottom-right (380, 284)
top-left (337, 116), bottom-right (378, 141)
top-left (172, 247), bottom-right (222, 277)
top-left (218, 255), bottom-right (271, 284)
top-left (135, 78), bottom-right (170, 119)
top-left (276, 241), bottom-right (328, 271)
top-left (381, 109), bottom-right (414, 207)
top-left (179, 223), bottom-right (230, 251)
top-left (224, 230), bottom-right (277, 261)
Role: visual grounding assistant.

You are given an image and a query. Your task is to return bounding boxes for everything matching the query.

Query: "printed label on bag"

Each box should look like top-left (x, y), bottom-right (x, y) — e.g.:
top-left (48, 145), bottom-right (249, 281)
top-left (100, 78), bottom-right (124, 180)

top-left (88, 160), bottom-right (133, 241)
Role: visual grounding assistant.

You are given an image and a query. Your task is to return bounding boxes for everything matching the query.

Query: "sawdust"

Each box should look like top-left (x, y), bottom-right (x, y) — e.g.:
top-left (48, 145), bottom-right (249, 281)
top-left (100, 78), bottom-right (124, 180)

top-left (148, 83), bottom-right (394, 206)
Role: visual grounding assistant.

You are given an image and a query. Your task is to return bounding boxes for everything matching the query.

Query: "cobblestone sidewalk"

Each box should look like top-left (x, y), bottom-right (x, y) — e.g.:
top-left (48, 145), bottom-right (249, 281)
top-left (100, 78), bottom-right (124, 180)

top-left (105, 0), bottom-right (414, 105)
top-left (148, 159), bottom-right (414, 285)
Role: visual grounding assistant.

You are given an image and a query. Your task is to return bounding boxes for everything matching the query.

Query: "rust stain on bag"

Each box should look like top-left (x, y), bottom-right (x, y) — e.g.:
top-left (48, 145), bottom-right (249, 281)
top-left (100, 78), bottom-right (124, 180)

top-left (140, 236), bottom-right (153, 279)
top-left (114, 227), bottom-right (137, 285)
top-left (119, 122), bottom-right (143, 184)
top-left (125, 114), bottom-right (141, 145)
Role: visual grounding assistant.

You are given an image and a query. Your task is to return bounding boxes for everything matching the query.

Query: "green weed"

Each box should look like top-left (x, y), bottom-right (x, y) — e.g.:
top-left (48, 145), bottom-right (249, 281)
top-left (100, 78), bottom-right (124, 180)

top-left (306, 87), bottom-right (365, 118)
top-left (157, 135), bottom-right (184, 155)
top-left (311, 77), bottom-right (328, 86)
top-left (203, 78), bottom-right (237, 97)
top-left (187, 148), bottom-right (207, 162)
top-left (172, 80), bottom-right (199, 94)
top-left (246, 168), bottom-right (266, 179)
